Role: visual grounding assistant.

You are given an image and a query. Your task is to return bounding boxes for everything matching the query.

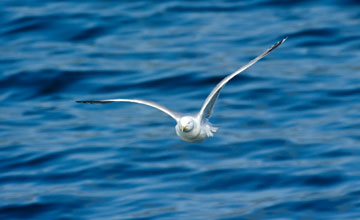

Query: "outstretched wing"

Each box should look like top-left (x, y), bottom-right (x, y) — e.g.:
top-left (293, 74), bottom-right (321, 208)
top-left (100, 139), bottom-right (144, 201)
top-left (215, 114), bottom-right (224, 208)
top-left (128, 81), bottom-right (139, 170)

top-left (76, 98), bottom-right (180, 121)
top-left (198, 37), bottom-right (287, 121)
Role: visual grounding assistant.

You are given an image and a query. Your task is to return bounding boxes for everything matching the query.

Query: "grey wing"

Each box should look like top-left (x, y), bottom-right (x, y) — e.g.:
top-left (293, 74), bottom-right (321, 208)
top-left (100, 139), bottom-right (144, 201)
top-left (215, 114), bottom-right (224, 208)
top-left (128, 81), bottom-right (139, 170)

top-left (198, 37), bottom-right (287, 120)
top-left (76, 98), bottom-right (180, 121)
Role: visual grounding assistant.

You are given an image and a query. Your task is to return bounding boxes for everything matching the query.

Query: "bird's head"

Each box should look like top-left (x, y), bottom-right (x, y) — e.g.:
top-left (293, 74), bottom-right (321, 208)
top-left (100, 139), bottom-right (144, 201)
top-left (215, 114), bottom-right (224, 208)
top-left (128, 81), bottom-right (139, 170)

top-left (179, 116), bottom-right (195, 132)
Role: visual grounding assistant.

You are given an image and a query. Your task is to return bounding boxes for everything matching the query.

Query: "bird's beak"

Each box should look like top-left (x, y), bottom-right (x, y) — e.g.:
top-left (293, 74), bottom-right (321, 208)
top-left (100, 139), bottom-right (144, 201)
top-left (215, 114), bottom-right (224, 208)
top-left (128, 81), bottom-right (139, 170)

top-left (181, 126), bottom-right (185, 132)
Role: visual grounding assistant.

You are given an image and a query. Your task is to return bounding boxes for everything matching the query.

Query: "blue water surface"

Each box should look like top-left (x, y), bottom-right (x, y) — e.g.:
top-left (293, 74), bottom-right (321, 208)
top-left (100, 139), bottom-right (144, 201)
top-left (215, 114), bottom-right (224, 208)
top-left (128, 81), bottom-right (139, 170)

top-left (1, 0), bottom-right (360, 219)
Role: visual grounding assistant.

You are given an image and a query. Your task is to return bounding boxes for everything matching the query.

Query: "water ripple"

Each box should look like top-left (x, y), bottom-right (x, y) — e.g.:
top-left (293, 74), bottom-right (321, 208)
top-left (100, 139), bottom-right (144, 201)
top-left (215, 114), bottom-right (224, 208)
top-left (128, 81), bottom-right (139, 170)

top-left (1, 0), bottom-right (360, 219)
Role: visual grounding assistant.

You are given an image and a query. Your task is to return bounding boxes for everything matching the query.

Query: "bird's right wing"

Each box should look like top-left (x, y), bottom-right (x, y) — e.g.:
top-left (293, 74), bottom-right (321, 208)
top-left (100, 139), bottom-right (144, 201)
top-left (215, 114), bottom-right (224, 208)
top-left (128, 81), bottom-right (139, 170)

top-left (76, 99), bottom-right (180, 121)
top-left (198, 37), bottom-right (287, 121)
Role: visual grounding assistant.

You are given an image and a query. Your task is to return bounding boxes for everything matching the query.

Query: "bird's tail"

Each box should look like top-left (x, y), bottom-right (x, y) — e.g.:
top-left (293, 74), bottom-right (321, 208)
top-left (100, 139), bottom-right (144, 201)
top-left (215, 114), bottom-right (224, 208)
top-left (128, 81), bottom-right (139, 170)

top-left (205, 123), bottom-right (218, 137)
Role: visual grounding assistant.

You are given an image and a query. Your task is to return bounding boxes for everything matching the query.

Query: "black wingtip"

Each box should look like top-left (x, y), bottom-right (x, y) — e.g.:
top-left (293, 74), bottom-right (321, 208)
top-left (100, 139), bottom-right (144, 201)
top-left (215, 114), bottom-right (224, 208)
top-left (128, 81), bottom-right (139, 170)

top-left (275, 37), bottom-right (288, 47)
top-left (76, 100), bottom-right (94, 104)
top-left (267, 37), bottom-right (288, 53)
top-left (76, 100), bottom-right (113, 104)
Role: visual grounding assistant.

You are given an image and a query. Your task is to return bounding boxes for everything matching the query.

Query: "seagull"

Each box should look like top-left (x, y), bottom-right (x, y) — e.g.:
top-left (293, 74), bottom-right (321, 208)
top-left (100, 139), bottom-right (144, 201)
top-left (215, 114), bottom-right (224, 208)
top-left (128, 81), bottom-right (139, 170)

top-left (77, 38), bottom-right (286, 142)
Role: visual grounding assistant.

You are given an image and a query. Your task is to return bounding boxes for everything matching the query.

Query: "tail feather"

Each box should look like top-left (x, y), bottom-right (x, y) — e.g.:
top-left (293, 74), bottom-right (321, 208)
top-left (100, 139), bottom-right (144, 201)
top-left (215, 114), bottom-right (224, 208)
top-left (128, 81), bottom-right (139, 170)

top-left (205, 124), bottom-right (218, 137)
top-left (211, 126), bottom-right (218, 133)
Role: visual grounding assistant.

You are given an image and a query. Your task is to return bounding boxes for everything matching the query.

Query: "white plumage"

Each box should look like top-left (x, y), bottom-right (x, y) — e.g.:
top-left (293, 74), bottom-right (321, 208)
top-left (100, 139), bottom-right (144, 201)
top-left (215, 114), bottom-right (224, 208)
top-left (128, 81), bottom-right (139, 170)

top-left (77, 38), bottom-right (286, 142)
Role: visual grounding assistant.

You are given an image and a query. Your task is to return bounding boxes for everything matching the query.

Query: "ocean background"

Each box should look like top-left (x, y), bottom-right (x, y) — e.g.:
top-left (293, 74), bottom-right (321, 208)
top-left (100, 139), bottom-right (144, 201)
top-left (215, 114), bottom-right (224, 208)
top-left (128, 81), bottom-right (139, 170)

top-left (1, 0), bottom-right (360, 219)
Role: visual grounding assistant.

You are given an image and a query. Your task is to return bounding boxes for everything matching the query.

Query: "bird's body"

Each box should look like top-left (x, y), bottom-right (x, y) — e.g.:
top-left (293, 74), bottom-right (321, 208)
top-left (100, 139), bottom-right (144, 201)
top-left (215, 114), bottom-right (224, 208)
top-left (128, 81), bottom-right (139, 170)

top-left (77, 38), bottom-right (286, 142)
top-left (175, 116), bottom-right (218, 142)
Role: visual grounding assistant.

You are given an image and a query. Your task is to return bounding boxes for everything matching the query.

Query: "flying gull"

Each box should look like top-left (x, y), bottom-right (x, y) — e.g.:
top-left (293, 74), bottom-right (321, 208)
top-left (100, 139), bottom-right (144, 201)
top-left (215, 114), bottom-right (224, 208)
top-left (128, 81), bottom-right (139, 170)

top-left (77, 38), bottom-right (287, 142)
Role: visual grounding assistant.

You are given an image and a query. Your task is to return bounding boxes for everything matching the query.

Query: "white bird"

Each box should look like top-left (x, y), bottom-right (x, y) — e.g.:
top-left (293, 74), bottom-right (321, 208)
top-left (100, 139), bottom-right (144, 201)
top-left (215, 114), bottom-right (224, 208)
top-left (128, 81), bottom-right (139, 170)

top-left (77, 38), bottom-right (287, 142)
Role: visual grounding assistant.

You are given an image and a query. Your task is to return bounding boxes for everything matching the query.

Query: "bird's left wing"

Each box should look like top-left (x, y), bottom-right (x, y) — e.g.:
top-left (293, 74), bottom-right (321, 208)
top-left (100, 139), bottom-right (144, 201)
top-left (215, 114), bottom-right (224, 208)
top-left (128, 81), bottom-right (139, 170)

top-left (197, 37), bottom-right (287, 121)
top-left (76, 98), bottom-right (180, 121)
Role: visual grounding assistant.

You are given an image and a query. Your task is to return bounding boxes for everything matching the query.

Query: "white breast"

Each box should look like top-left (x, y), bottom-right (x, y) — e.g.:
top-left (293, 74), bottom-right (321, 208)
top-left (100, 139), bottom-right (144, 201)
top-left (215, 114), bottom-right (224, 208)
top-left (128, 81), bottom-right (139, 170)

top-left (175, 120), bottom-right (213, 143)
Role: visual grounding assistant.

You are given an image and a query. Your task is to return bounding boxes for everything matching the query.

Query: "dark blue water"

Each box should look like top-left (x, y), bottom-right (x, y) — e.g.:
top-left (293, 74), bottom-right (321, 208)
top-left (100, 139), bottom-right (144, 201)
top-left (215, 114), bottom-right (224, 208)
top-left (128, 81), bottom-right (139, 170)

top-left (1, 0), bottom-right (360, 219)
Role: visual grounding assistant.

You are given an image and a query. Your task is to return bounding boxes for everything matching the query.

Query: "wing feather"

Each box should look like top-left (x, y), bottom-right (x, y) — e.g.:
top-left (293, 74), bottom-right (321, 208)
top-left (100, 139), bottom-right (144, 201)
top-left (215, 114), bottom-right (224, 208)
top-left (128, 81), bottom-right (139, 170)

top-left (198, 37), bottom-right (287, 120)
top-left (76, 99), bottom-right (180, 121)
